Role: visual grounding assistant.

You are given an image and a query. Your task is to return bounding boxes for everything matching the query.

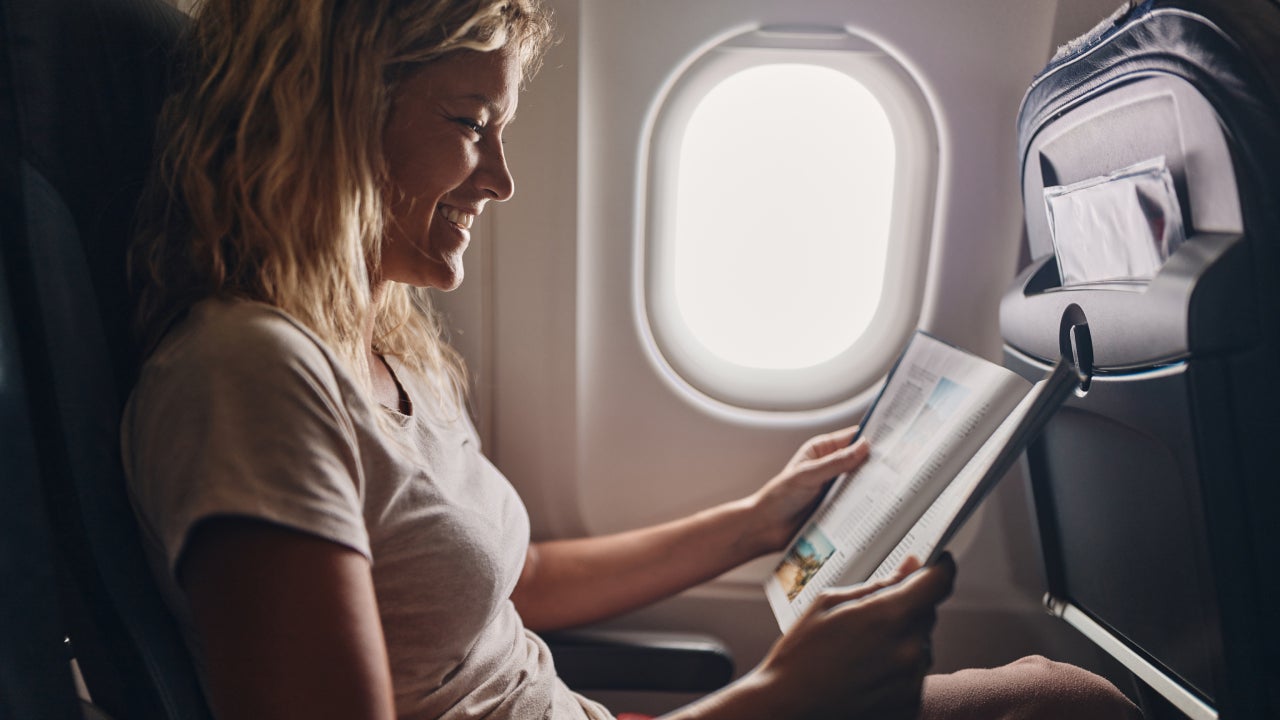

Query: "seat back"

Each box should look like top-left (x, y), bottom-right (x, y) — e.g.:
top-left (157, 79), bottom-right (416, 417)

top-left (1001, 1), bottom-right (1280, 718)
top-left (0, 0), bottom-right (211, 716)
top-left (0, 29), bottom-right (80, 710)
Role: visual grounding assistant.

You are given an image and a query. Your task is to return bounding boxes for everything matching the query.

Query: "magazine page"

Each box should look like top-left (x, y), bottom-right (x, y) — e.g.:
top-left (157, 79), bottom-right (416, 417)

top-left (765, 332), bottom-right (1031, 631)
top-left (868, 359), bottom-right (1078, 582)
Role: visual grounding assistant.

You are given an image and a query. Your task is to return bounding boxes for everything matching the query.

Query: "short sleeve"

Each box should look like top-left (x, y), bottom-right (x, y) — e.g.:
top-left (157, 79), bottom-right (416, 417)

top-left (123, 301), bottom-right (372, 578)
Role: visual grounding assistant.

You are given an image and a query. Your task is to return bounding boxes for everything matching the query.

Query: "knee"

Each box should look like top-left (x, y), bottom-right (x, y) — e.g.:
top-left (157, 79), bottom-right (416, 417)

top-left (922, 656), bottom-right (1142, 720)
top-left (1008, 655), bottom-right (1139, 719)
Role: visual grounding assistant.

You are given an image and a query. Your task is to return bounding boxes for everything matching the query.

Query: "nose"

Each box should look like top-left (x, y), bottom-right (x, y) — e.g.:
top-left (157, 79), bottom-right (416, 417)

top-left (478, 137), bottom-right (515, 202)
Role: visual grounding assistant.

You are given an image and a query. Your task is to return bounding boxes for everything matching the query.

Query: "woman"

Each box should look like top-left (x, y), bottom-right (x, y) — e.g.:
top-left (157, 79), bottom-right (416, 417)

top-left (124, 1), bottom-right (1139, 718)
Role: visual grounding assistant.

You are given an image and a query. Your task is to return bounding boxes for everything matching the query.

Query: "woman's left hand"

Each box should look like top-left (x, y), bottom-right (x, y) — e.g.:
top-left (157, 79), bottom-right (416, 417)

top-left (746, 426), bottom-right (870, 554)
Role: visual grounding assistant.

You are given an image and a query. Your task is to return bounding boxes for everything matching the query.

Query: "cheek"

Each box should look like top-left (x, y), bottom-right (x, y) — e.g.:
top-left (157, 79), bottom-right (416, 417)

top-left (385, 169), bottom-right (443, 236)
top-left (389, 159), bottom-right (438, 203)
top-left (385, 128), bottom-right (457, 194)
top-left (393, 152), bottom-right (471, 211)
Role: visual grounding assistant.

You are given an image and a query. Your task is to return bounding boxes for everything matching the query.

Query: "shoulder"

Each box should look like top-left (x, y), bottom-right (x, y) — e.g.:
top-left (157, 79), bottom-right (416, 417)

top-left (123, 298), bottom-right (376, 575)
top-left (140, 297), bottom-right (356, 402)
top-left (126, 297), bottom-right (372, 461)
top-left (156, 297), bottom-right (334, 372)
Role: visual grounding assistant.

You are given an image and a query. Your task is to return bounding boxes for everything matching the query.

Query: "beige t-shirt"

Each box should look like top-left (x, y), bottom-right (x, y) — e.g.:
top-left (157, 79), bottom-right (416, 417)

top-left (122, 297), bottom-right (611, 720)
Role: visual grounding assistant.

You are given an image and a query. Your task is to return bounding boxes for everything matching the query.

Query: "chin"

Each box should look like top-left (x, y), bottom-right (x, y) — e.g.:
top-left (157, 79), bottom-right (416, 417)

top-left (423, 261), bottom-right (464, 291)
top-left (434, 274), bottom-right (464, 292)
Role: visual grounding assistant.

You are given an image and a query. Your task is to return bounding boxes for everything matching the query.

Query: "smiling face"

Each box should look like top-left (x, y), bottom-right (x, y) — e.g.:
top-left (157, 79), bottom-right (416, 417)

top-left (379, 49), bottom-right (520, 291)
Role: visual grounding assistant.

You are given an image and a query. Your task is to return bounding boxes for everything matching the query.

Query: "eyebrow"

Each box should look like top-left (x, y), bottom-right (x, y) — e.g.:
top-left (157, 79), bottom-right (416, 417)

top-left (456, 92), bottom-right (517, 123)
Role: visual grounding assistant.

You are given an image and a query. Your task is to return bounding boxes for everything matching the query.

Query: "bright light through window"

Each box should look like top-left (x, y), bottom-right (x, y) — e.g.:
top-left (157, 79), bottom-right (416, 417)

top-left (673, 63), bottom-right (896, 370)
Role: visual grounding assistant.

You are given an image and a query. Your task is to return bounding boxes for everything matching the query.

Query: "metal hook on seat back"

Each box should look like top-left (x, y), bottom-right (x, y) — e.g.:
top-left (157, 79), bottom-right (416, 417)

top-left (1059, 304), bottom-right (1093, 393)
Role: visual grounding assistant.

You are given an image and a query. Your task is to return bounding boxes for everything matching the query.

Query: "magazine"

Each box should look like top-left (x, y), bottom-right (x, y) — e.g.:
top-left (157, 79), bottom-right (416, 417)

top-left (765, 331), bottom-right (1077, 631)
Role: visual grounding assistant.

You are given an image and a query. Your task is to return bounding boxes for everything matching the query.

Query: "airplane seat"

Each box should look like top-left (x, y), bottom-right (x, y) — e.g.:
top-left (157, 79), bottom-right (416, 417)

top-left (0, 0), bottom-right (214, 717)
top-left (1000, 1), bottom-right (1280, 719)
top-left (0, 30), bottom-right (81, 716)
top-left (0, 0), bottom-right (728, 715)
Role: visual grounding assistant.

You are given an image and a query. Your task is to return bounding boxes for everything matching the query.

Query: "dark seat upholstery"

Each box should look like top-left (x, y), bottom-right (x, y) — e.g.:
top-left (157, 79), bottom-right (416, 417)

top-left (0, 72), bottom-right (80, 717)
top-left (0, 0), bottom-right (211, 716)
top-left (1002, 1), bottom-right (1280, 718)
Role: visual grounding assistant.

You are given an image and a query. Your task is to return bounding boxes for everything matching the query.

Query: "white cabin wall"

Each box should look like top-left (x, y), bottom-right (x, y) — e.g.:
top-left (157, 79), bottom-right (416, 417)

top-left (431, 0), bottom-right (1132, 540)
top-left (434, 0), bottom-right (1137, 712)
top-left (571, 0), bottom-right (1057, 546)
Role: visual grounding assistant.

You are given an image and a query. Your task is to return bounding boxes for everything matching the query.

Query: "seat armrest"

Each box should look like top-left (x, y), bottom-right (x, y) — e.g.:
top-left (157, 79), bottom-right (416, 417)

top-left (542, 629), bottom-right (734, 693)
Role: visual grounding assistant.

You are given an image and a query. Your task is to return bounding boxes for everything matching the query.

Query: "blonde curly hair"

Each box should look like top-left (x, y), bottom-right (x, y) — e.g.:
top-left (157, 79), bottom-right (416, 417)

top-left (132, 0), bottom-right (553, 402)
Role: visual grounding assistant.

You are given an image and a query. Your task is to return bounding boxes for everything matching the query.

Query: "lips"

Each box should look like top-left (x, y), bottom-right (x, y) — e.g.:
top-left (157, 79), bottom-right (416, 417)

top-left (440, 205), bottom-right (476, 230)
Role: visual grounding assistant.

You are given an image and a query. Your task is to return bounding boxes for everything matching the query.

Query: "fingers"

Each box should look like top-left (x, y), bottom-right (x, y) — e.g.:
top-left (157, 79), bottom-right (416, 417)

top-left (802, 425), bottom-right (861, 459)
top-left (798, 437), bottom-right (869, 481)
top-left (895, 555), bottom-right (923, 575)
top-left (817, 424), bottom-right (860, 451)
top-left (806, 554), bottom-right (926, 615)
top-left (809, 574), bottom-right (900, 610)
top-left (809, 552), bottom-right (948, 614)
top-left (766, 554), bottom-right (951, 720)
top-left (818, 552), bottom-right (956, 630)
top-left (870, 552), bottom-right (956, 615)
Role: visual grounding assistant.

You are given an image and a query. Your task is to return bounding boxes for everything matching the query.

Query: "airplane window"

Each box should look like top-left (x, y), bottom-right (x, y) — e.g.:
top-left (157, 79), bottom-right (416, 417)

top-left (644, 31), bottom-right (937, 414)
top-left (673, 63), bottom-right (893, 370)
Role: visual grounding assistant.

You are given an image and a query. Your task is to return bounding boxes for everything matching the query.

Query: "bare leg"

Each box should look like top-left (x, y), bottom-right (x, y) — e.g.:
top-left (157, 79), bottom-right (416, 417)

top-left (920, 655), bottom-right (1142, 720)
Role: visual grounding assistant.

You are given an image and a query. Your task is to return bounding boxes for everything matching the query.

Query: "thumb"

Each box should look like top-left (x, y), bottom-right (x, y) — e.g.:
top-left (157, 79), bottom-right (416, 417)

top-left (858, 552), bottom-right (956, 617)
top-left (810, 555), bottom-right (923, 611)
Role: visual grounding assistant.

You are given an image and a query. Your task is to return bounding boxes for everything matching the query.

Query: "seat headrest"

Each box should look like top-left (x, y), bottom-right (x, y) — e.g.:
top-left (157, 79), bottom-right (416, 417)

top-left (6, 0), bottom-right (186, 387)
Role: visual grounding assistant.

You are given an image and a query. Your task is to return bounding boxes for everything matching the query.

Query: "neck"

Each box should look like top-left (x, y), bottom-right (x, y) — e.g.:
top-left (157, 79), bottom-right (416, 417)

top-left (364, 278), bottom-right (408, 411)
top-left (365, 277), bottom-right (390, 360)
top-left (367, 271), bottom-right (391, 336)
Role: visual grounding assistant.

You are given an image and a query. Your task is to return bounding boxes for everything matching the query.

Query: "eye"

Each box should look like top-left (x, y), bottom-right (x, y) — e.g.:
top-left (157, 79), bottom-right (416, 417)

top-left (454, 117), bottom-right (484, 137)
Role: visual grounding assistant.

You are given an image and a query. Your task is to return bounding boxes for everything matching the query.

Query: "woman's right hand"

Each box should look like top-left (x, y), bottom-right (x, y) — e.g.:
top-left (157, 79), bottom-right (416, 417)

top-left (751, 554), bottom-right (956, 719)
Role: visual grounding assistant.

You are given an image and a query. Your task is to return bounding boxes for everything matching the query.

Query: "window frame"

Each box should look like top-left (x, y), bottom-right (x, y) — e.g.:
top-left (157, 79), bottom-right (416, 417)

top-left (639, 27), bottom-right (940, 414)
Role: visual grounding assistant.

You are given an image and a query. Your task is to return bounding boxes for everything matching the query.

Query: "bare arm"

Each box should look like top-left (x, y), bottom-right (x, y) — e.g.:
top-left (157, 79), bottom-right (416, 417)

top-left (511, 427), bottom-right (869, 631)
top-left (180, 518), bottom-right (396, 720)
